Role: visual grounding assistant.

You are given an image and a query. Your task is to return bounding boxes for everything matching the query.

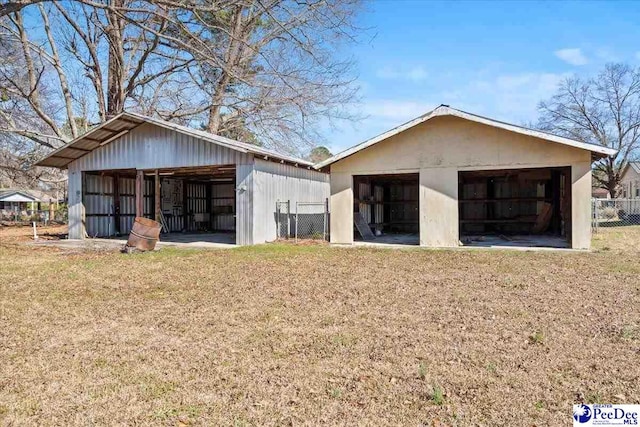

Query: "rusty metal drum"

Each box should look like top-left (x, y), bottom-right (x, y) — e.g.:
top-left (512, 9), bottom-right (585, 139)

top-left (126, 217), bottom-right (162, 251)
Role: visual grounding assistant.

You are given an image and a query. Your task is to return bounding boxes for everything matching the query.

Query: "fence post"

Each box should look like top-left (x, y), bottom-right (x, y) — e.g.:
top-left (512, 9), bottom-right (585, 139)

top-left (592, 198), bottom-right (596, 233)
top-left (276, 200), bottom-right (280, 239)
top-left (324, 197), bottom-right (329, 241)
top-left (287, 200), bottom-right (291, 239)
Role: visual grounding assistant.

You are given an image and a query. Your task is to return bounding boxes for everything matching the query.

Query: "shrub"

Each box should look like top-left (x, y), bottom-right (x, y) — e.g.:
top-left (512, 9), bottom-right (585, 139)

top-left (430, 384), bottom-right (445, 405)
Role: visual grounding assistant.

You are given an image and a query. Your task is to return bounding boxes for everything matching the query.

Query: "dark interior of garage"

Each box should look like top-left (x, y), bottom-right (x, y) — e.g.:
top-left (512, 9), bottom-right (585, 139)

top-left (353, 173), bottom-right (419, 244)
top-left (82, 165), bottom-right (236, 241)
top-left (458, 167), bottom-right (571, 247)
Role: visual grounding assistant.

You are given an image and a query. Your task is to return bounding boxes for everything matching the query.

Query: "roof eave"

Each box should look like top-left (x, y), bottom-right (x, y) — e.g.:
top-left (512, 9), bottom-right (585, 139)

top-left (34, 112), bottom-right (143, 168)
top-left (35, 111), bottom-right (315, 169)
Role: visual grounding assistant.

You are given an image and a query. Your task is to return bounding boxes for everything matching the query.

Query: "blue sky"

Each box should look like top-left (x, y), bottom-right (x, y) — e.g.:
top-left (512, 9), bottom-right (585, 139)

top-left (326, 0), bottom-right (640, 154)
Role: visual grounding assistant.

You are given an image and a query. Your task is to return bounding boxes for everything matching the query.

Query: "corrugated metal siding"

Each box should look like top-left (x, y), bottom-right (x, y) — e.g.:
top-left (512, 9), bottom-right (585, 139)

top-left (82, 174), bottom-right (143, 237)
top-left (119, 176), bottom-right (136, 233)
top-left (358, 181), bottom-right (371, 224)
top-left (212, 183), bottom-right (235, 231)
top-left (81, 173), bottom-right (163, 237)
top-left (253, 159), bottom-right (330, 243)
top-left (185, 182), bottom-right (207, 231)
top-left (70, 123), bottom-right (252, 171)
top-left (84, 174), bottom-right (115, 237)
top-left (374, 185), bottom-right (384, 224)
top-left (68, 164), bottom-right (84, 239)
top-left (236, 164), bottom-right (254, 245)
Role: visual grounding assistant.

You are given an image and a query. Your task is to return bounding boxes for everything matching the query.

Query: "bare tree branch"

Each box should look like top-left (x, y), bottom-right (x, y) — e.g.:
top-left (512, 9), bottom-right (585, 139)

top-left (538, 63), bottom-right (640, 197)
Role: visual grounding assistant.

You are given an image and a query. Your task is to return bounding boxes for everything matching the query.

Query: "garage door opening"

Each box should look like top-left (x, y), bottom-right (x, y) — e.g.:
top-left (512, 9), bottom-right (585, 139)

top-left (353, 174), bottom-right (419, 245)
top-left (83, 165), bottom-right (237, 245)
top-left (458, 167), bottom-right (571, 248)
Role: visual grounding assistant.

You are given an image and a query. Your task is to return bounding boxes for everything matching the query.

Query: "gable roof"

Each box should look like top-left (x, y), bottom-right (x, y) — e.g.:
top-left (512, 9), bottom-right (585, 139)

top-left (0, 189), bottom-right (48, 203)
top-left (315, 105), bottom-right (619, 169)
top-left (35, 111), bottom-right (312, 168)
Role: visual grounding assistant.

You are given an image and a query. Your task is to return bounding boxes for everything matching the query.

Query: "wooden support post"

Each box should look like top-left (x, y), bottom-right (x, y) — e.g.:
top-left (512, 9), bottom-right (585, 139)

top-left (154, 170), bottom-right (161, 223)
top-left (135, 170), bottom-right (144, 218)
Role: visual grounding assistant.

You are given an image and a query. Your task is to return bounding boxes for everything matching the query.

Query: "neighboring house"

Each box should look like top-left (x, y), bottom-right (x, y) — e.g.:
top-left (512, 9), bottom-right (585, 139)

top-left (316, 105), bottom-right (617, 250)
top-left (36, 112), bottom-right (329, 245)
top-left (619, 162), bottom-right (640, 199)
top-left (0, 189), bottom-right (52, 212)
top-left (592, 188), bottom-right (611, 199)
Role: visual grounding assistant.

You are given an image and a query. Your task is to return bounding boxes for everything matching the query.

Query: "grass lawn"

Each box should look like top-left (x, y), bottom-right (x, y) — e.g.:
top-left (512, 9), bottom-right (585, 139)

top-left (1, 226), bottom-right (639, 426)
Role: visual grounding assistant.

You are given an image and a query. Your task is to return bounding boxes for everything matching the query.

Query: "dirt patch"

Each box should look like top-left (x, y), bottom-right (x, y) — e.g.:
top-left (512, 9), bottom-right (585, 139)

top-left (0, 227), bottom-right (639, 425)
top-left (0, 224), bottom-right (67, 243)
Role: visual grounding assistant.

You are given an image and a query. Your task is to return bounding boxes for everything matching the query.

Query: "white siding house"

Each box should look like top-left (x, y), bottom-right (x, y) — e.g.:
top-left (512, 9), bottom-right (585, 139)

top-left (620, 162), bottom-right (640, 198)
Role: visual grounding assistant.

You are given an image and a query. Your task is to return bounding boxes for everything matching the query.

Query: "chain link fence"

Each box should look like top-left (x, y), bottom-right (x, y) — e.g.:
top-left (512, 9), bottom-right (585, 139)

top-left (592, 198), bottom-right (640, 232)
top-left (276, 199), bottom-right (329, 241)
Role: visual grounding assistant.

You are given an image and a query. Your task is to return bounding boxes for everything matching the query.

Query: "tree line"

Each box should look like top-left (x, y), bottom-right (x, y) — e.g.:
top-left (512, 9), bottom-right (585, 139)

top-left (0, 1), bottom-right (638, 196)
top-left (0, 0), bottom-right (350, 187)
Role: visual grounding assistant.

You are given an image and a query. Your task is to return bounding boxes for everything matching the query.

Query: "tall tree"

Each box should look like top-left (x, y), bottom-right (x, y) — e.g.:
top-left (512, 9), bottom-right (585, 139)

top-left (0, 0), bottom-right (362, 161)
top-left (538, 63), bottom-right (640, 197)
top-left (166, 0), bottom-right (361, 153)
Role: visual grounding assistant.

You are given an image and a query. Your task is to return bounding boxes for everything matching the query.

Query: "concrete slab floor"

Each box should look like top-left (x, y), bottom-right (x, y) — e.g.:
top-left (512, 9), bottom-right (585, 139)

top-left (32, 232), bottom-right (236, 251)
top-left (461, 234), bottom-right (570, 249)
top-left (354, 233), bottom-right (420, 248)
top-left (349, 233), bottom-right (578, 251)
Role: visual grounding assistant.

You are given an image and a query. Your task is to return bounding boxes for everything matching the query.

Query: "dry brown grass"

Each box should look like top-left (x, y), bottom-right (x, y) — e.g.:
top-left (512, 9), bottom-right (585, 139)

top-left (1, 226), bottom-right (639, 426)
top-left (0, 224), bottom-right (67, 244)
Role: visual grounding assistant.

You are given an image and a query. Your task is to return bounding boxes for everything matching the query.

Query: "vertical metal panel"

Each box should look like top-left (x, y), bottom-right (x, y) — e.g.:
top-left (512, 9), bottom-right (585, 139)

top-left (83, 174), bottom-right (115, 237)
top-left (70, 123), bottom-right (252, 172)
top-left (359, 181), bottom-right (371, 224)
top-left (236, 163), bottom-right (254, 245)
top-left (119, 176), bottom-right (136, 234)
top-left (185, 181), bottom-right (207, 231)
top-left (67, 164), bottom-right (84, 239)
top-left (374, 185), bottom-right (384, 224)
top-left (252, 159), bottom-right (330, 243)
top-left (211, 183), bottom-right (235, 231)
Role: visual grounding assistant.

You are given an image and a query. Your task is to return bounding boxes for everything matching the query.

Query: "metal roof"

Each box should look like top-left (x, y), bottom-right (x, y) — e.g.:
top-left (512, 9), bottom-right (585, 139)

top-left (35, 112), bottom-right (313, 169)
top-left (629, 162), bottom-right (640, 174)
top-left (315, 105), bottom-right (619, 169)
